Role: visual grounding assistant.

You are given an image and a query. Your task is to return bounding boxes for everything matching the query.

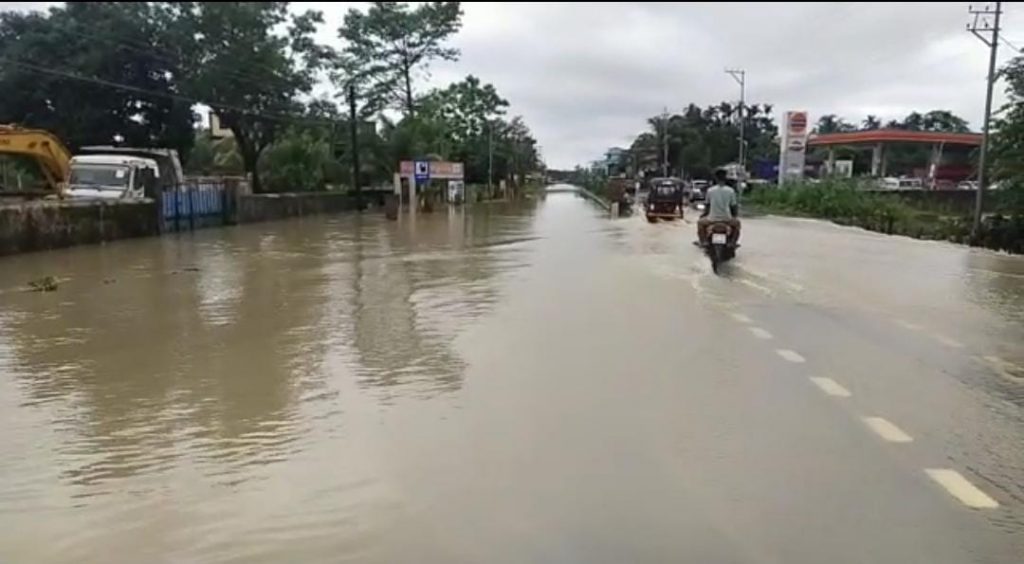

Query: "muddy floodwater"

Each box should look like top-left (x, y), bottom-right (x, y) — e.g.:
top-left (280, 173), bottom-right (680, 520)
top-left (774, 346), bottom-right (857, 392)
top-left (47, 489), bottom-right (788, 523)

top-left (1, 188), bottom-right (1023, 563)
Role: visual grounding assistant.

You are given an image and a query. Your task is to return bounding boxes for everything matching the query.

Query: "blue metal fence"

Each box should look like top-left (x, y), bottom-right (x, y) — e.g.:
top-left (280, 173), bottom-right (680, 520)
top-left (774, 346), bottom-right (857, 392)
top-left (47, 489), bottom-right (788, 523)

top-left (161, 179), bottom-right (229, 230)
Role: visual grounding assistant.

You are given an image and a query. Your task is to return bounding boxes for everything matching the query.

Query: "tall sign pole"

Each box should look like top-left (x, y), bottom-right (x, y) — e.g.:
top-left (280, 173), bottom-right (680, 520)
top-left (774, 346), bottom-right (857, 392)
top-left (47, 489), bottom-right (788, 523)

top-left (968, 2), bottom-right (1002, 240)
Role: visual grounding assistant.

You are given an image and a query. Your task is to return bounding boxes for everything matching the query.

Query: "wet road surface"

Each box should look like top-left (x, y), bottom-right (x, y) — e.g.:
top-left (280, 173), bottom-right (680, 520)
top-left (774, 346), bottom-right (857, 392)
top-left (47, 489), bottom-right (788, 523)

top-left (1, 187), bottom-right (1022, 562)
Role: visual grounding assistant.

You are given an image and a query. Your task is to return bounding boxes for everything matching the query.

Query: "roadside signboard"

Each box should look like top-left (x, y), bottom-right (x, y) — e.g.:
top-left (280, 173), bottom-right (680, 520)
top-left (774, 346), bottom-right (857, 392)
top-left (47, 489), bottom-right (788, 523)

top-left (414, 160), bottom-right (430, 183)
top-left (779, 111), bottom-right (809, 183)
top-left (399, 161), bottom-right (465, 180)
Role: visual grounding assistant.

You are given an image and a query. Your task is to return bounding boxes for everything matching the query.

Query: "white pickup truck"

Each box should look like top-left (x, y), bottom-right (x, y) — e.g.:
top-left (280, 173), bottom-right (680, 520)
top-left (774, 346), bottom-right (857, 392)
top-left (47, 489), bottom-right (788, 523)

top-left (67, 147), bottom-right (184, 201)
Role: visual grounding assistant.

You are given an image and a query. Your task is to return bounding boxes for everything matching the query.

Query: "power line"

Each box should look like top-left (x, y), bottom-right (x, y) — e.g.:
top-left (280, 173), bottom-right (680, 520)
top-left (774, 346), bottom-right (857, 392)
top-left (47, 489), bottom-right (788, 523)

top-left (0, 56), bottom-right (336, 128)
top-left (999, 36), bottom-right (1022, 53)
top-left (64, 26), bottom-right (303, 94)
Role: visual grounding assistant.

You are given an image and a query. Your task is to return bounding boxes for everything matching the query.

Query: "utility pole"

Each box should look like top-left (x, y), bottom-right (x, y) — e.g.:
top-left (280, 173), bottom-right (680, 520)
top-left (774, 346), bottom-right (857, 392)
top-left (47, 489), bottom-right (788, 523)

top-left (967, 2), bottom-right (1002, 240)
top-left (348, 83), bottom-right (362, 210)
top-left (725, 68), bottom-right (746, 176)
top-left (488, 120), bottom-right (494, 197)
top-left (660, 107), bottom-right (669, 176)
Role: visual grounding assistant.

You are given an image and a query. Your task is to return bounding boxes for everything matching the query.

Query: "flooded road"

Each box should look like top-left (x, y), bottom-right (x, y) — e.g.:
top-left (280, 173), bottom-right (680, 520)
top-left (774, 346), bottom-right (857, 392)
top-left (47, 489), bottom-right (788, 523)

top-left (1, 188), bottom-right (1023, 562)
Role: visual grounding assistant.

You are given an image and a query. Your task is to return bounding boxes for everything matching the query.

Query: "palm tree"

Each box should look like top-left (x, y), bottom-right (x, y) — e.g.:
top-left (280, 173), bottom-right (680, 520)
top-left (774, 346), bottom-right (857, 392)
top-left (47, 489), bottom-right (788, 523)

top-left (862, 115), bottom-right (881, 130)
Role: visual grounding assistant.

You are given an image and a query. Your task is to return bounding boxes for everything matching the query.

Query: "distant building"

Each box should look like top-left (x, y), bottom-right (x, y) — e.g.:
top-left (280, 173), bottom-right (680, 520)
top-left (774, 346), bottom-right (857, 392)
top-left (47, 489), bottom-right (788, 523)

top-left (602, 147), bottom-right (628, 176)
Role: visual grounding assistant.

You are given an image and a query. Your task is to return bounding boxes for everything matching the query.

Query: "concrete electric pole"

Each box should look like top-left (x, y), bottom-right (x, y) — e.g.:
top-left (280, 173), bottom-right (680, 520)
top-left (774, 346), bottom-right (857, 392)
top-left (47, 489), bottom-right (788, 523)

top-left (660, 108), bottom-right (669, 177)
top-left (967, 2), bottom-right (1002, 240)
top-left (725, 68), bottom-right (746, 176)
top-left (348, 83), bottom-right (362, 210)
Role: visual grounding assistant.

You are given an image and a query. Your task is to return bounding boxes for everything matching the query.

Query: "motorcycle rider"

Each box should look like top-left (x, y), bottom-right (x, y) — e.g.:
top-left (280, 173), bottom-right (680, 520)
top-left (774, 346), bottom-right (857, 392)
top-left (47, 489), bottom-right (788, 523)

top-left (697, 169), bottom-right (740, 246)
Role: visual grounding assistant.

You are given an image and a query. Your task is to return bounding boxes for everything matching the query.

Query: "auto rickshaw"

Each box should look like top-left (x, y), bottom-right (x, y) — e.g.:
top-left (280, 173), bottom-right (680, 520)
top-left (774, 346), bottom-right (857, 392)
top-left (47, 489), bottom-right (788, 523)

top-left (645, 177), bottom-right (684, 222)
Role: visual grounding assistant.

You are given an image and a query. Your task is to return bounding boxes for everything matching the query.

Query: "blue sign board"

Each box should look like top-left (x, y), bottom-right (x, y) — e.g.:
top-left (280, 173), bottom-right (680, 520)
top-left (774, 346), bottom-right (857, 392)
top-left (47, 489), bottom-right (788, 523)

top-left (414, 160), bottom-right (430, 183)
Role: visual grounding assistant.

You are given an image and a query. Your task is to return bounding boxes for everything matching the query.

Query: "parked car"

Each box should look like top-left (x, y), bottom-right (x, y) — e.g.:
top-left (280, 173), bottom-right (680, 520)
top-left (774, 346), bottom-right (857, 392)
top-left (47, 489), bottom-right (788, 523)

top-left (878, 177), bottom-right (923, 190)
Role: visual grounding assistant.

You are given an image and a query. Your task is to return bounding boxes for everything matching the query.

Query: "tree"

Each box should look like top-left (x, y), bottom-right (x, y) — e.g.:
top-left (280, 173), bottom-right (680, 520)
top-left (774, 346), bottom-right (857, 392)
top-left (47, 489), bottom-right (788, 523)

top-left (338, 2), bottom-right (463, 117)
top-left (0, 3), bottom-right (195, 156)
top-left (420, 75), bottom-right (508, 145)
top-left (259, 127), bottom-right (333, 192)
top-left (626, 101), bottom-right (777, 179)
top-left (185, 129), bottom-right (243, 176)
top-left (814, 114), bottom-right (856, 134)
top-left (922, 110), bottom-right (970, 133)
top-left (991, 56), bottom-right (1024, 210)
top-left (862, 115), bottom-right (882, 130)
top-left (168, 3), bottom-right (333, 193)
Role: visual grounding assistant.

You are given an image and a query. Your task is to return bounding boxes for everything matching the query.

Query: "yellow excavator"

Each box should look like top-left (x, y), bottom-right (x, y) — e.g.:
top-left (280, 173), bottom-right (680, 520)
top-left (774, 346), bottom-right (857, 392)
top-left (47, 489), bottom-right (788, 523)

top-left (0, 125), bottom-right (71, 197)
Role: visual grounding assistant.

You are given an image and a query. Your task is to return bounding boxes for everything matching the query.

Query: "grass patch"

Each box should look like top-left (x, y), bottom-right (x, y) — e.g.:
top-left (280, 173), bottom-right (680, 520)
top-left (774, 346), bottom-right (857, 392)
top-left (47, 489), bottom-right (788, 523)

top-left (745, 179), bottom-right (1024, 252)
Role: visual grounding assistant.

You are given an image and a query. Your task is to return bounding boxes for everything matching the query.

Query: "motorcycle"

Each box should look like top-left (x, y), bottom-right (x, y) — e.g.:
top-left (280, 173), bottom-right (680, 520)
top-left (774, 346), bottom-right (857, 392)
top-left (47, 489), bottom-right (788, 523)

top-left (704, 222), bottom-right (737, 274)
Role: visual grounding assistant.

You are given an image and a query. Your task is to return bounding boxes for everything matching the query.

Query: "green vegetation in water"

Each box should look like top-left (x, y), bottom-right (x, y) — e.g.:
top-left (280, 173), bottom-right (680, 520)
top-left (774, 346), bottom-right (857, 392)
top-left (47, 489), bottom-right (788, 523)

top-left (745, 180), bottom-right (1023, 253)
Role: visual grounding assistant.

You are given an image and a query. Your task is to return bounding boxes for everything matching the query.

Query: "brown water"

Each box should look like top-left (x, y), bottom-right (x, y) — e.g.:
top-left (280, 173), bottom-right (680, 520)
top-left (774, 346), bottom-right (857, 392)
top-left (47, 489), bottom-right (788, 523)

top-left (1, 191), bottom-right (1022, 563)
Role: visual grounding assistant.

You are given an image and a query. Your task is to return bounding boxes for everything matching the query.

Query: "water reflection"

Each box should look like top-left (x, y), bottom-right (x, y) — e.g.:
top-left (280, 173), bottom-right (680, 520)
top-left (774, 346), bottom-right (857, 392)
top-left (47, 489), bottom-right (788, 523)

top-left (0, 204), bottom-right (534, 499)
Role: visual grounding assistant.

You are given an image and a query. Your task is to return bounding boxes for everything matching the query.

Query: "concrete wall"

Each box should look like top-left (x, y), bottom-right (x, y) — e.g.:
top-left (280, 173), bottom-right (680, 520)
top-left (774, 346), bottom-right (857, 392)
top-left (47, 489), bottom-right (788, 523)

top-left (237, 192), bottom-right (360, 223)
top-left (0, 200), bottom-right (159, 256)
top-left (0, 191), bottom-right (364, 258)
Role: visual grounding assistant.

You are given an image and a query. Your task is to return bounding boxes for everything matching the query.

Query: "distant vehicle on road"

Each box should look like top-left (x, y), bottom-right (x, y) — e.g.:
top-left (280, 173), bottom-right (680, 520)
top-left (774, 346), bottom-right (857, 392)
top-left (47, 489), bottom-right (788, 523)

top-left (878, 177), bottom-right (923, 190)
top-left (645, 178), bottom-right (684, 222)
top-left (692, 180), bottom-right (708, 201)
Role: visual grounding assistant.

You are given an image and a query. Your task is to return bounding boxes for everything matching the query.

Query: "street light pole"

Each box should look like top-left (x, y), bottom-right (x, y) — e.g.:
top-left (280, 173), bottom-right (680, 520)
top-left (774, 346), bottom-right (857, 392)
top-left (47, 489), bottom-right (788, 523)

top-left (725, 68), bottom-right (746, 176)
top-left (967, 2), bottom-right (1002, 240)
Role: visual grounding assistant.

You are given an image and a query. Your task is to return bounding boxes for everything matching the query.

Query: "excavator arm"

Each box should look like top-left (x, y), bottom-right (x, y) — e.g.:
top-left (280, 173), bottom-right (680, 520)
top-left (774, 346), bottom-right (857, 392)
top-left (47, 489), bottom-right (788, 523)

top-left (0, 125), bottom-right (71, 196)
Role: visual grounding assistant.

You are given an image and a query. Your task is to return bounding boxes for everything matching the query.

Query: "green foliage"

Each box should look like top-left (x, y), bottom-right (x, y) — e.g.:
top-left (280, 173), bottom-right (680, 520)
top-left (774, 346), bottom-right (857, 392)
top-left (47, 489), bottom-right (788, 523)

top-left (991, 56), bottom-right (1024, 215)
top-left (747, 180), bottom-right (909, 229)
top-left (747, 180), bottom-right (1022, 253)
top-left (377, 75), bottom-right (539, 187)
top-left (185, 130), bottom-right (244, 176)
top-left (0, 0), bottom-right (540, 197)
top-left (170, 2), bottom-right (333, 193)
top-left (338, 2), bottom-right (463, 116)
top-left (259, 128), bottom-right (333, 192)
top-left (0, 3), bottom-right (195, 156)
top-left (814, 114), bottom-right (856, 134)
top-left (632, 102), bottom-right (777, 178)
top-left (420, 75), bottom-right (508, 145)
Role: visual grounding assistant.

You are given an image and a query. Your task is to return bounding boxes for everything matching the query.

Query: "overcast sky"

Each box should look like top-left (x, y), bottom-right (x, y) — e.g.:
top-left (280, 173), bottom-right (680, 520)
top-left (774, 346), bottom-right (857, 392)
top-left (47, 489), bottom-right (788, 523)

top-left (6, 2), bottom-right (1024, 168)
top-left (301, 1), bottom-right (1023, 169)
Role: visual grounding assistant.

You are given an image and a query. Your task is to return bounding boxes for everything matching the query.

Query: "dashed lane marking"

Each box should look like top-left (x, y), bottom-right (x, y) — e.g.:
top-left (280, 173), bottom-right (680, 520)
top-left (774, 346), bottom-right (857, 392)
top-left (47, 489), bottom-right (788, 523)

top-left (776, 349), bottom-right (806, 363)
top-left (896, 320), bottom-right (924, 331)
top-left (748, 327), bottom-right (773, 340)
top-left (925, 469), bottom-right (999, 509)
top-left (932, 334), bottom-right (964, 349)
top-left (730, 313), bottom-right (753, 324)
top-left (809, 377), bottom-right (851, 397)
top-left (862, 416), bottom-right (913, 443)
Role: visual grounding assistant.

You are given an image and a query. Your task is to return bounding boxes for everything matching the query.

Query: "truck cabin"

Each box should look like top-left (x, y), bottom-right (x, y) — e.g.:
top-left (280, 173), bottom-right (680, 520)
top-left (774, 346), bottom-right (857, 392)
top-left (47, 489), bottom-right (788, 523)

top-left (68, 155), bottom-right (160, 200)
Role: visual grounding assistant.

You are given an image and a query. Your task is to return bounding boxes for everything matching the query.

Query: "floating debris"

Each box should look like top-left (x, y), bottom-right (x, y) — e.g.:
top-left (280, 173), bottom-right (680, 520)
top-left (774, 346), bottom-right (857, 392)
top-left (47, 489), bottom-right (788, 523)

top-left (28, 276), bottom-right (59, 292)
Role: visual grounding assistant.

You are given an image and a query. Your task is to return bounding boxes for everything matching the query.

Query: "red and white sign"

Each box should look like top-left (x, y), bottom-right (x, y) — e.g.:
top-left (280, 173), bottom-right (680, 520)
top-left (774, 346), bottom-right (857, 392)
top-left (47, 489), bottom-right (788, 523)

top-left (399, 161), bottom-right (464, 179)
top-left (787, 111), bottom-right (808, 137)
